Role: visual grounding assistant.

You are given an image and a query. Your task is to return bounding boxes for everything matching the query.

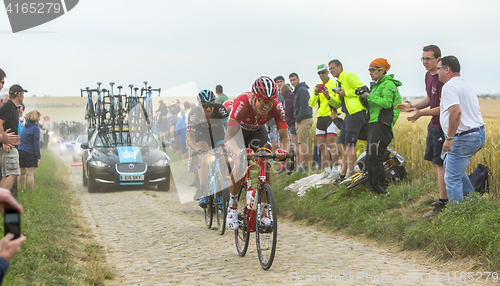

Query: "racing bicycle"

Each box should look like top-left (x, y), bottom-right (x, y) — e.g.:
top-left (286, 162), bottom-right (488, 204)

top-left (201, 147), bottom-right (231, 235)
top-left (234, 150), bottom-right (295, 270)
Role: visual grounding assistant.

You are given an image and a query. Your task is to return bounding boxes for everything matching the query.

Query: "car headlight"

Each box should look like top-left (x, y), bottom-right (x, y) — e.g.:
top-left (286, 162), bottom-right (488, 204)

top-left (152, 159), bottom-right (169, 166)
top-left (89, 160), bottom-right (111, 168)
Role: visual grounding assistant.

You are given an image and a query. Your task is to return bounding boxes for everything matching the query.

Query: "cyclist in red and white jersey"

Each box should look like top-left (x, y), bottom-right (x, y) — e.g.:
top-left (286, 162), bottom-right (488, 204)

top-left (225, 76), bottom-right (291, 230)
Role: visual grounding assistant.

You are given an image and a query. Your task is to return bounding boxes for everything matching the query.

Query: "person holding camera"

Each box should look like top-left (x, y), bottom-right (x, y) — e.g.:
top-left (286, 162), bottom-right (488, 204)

top-left (328, 60), bottom-right (366, 181)
top-left (0, 187), bottom-right (26, 283)
top-left (309, 64), bottom-right (340, 179)
top-left (362, 58), bottom-right (402, 194)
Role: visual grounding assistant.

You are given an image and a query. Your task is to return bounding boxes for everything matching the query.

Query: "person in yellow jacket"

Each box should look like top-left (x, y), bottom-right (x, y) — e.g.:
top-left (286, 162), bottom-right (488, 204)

top-left (328, 59), bottom-right (366, 181)
top-left (309, 64), bottom-right (340, 179)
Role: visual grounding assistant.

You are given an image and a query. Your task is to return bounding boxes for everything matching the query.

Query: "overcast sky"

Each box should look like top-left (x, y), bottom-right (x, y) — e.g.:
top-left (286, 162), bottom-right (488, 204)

top-left (1, 0), bottom-right (500, 99)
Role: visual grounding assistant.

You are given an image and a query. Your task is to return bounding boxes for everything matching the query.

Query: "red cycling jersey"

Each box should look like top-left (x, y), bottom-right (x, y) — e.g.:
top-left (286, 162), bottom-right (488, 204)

top-left (228, 92), bottom-right (288, 131)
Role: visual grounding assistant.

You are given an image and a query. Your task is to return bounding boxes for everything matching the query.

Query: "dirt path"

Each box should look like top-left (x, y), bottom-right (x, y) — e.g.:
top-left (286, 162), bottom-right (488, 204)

top-left (58, 152), bottom-right (489, 285)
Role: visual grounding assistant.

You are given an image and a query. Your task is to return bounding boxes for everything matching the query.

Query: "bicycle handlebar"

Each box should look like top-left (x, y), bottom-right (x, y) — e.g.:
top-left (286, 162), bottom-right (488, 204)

top-left (248, 150), bottom-right (296, 175)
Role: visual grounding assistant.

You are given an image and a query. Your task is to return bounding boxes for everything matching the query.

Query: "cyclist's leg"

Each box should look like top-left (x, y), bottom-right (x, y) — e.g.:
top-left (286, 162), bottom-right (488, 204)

top-left (248, 126), bottom-right (273, 185)
top-left (196, 141), bottom-right (210, 185)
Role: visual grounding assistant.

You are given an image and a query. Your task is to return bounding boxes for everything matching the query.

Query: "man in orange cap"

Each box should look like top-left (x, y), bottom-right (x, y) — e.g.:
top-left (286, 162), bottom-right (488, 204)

top-left (363, 58), bottom-right (402, 193)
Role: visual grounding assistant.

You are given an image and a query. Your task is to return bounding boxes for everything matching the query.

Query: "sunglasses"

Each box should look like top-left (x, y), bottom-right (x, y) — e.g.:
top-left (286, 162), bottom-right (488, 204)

top-left (258, 99), bottom-right (274, 105)
top-left (318, 70), bottom-right (328, 75)
top-left (421, 57), bottom-right (436, 62)
top-left (202, 103), bottom-right (214, 109)
top-left (368, 68), bottom-right (382, 72)
top-left (0, 81), bottom-right (4, 85)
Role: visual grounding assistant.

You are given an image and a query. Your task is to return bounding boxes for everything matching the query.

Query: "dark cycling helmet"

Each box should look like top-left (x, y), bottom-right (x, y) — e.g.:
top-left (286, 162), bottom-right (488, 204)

top-left (197, 89), bottom-right (216, 103)
top-left (251, 76), bottom-right (278, 100)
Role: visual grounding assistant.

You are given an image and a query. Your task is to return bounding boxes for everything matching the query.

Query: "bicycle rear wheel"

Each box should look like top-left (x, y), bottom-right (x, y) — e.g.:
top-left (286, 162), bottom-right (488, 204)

top-left (216, 176), bottom-right (227, 235)
top-left (255, 183), bottom-right (277, 270)
top-left (235, 185), bottom-right (250, 257)
top-left (204, 195), bottom-right (213, 229)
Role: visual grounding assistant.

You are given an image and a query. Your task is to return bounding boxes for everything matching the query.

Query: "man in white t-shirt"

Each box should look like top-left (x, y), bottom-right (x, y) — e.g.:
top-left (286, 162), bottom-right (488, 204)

top-left (438, 56), bottom-right (485, 203)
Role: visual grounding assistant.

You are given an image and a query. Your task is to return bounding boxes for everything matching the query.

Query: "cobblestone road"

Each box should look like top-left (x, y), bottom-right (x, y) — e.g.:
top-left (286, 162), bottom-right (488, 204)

top-left (61, 153), bottom-right (485, 286)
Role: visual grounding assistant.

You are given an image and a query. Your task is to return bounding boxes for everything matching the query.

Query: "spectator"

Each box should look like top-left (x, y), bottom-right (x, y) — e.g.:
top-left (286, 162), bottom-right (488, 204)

top-left (170, 106), bottom-right (180, 155)
top-left (155, 100), bottom-right (169, 143)
top-left (175, 109), bottom-right (187, 160)
top-left (38, 124), bottom-right (44, 150)
top-left (0, 187), bottom-right (27, 284)
top-left (289, 73), bottom-right (313, 172)
top-left (17, 104), bottom-right (25, 135)
top-left (365, 58), bottom-right (402, 194)
top-left (215, 85), bottom-right (228, 104)
top-left (281, 84), bottom-right (297, 154)
top-left (438, 56), bottom-right (485, 204)
top-left (0, 84), bottom-right (26, 196)
top-left (43, 130), bottom-right (49, 149)
top-left (397, 45), bottom-right (446, 217)
top-left (274, 75), bottom-right (285, 103)
top-left (0, 71), bottom-right (19, 146)
top-left (183, 101), bottom-right (191, 125)
top-left (310, 64), bottom-right (340, 179)
top-left (174, 100), bottom-right (182, 117)
top-left (18, 110), bottom-right (42, 193)
top-left (0, 72), bottom-right (21, 203)
top-left (328, 59), bottom-right (366, 181)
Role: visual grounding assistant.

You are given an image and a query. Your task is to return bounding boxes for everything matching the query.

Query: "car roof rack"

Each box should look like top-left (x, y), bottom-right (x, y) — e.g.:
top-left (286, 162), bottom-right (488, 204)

top-left (80, 82), bottom-right (160, 141)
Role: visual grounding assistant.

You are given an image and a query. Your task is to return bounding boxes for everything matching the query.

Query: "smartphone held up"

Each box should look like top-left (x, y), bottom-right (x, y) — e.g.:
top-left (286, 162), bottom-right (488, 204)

top-left (4, 208), bottom-right (21, 239)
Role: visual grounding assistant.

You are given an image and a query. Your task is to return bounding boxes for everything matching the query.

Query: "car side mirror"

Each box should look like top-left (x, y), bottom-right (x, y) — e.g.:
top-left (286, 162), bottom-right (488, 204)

top-left (81, 142), bottom-right (89, 149)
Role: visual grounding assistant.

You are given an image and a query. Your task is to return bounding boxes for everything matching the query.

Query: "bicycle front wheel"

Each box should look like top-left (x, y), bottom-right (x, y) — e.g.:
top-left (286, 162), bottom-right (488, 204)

top-left (255, 183), bottom-right (277, 270)
top-left (204, 195), bottom-right (213, 229)
top-left (216, 176), bottom-right (227, 235)
top-left (235, 185), bottom-right (249, 257)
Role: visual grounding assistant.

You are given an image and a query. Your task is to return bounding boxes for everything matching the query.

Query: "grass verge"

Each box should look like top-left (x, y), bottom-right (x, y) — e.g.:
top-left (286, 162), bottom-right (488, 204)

top-left (273, 169), bottom-right (500, 272)
top-left (1, 150), bottom-right (114, 285)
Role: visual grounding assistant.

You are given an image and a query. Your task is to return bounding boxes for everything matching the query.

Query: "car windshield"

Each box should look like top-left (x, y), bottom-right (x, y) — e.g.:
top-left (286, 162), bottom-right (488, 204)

top-left (94, 131), bottom-right (158, 148)
top-left (76, 136), bottom-right (88, 143)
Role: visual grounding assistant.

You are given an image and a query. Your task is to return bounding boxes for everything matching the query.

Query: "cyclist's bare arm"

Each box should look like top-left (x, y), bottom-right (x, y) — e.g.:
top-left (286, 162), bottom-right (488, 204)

top-left (278, 128), bottom-right (291, 154)
top-left (186, 131), bottom-right (201, 153)
top-left (224, 125), bottom-right (242, 158)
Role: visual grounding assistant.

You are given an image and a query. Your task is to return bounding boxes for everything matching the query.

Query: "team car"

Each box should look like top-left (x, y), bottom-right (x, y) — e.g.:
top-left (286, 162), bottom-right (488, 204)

top-left (81, 125), bottom-right (170, 193)
top-left (73, 135), bottom-right (88, 162)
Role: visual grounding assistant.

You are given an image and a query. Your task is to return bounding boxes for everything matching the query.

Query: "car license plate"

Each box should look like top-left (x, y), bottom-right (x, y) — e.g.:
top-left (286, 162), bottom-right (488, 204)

top-left (120, 175), bottom-right (144, 181)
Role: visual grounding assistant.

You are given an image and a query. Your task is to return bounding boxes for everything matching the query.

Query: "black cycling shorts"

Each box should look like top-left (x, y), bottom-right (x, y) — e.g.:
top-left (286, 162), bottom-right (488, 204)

top-left (242, 126), bottom-right (272, 153)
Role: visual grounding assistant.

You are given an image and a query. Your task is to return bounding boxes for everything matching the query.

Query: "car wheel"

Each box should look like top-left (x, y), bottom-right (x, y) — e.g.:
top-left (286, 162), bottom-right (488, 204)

top-left (82, 167), bottom-right (88, 187)
top-left (157, 166), bottom-right (171, 192)
top-left (88, 172), bottom-right (98, 193)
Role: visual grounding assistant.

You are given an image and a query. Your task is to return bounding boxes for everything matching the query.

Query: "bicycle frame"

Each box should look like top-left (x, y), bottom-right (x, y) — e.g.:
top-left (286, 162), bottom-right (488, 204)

top-left (241, 153), bottom-right (276, 233)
